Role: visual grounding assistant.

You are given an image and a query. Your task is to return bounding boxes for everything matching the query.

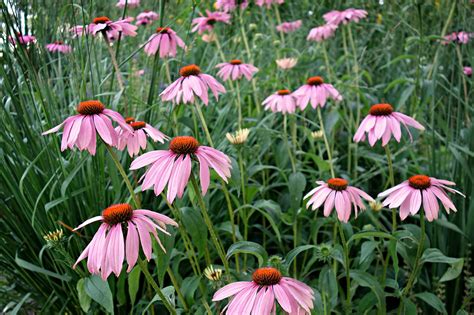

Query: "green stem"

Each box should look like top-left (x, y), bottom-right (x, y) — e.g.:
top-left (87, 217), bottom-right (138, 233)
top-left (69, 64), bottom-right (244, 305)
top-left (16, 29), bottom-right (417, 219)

top-left (138, 259), bottom-right (176, 315)
top-left (167, 267), bottom-right (188, 311)
top-left (236, 80), bottom-right (243, 129)
top-left (317, 107), bottom-right (335, 178)
top-left (283, 115), bottom-right (297, 173)
top-left (194, 103), bottom-right (213, 146)
top-left (190, 172), bottom-right (230, 274)
top-left (103, 35), bottom-right (129, 114)
top-left (384, 144), bottom-right (397, 232)
top-left (338, 221), bottom-right (351, 307)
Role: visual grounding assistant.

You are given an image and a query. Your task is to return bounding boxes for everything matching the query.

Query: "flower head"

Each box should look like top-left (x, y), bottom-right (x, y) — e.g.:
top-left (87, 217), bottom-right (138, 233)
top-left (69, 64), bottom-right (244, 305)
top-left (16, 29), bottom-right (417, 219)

top-left (191, 10), bottom-right (231, 34)
top-left (8, 33), bottom-right (36, 45)
top-left (130, 136), bottom-right (232, 203)
top-left (304, 178), bottom-right (374, 222)
top-left (307, 24), bottom-right (337, 42)
top-left (204, 265), bottom-right (223, 281)
top-left (262, 89), bottom-right (297, 114)
top-left (276, 58), bottom-right (297, 70)
top-left (136, 10), bottom-right (159, 25)
top-left (116, 117), bottom-right (168, 157)
top-left (255, 0), bottom-right (284, 8)
top-left (378, 175), bottom-right (464, 221)
top-left (353, 103), bottom-right (425, 146)
top-left (144, 27), bottom-right (186, 57)
top-left (463, 66), bottom-right (472, 77)
top-left (323, 8), bottom-right (368, 26)
top-left (70, 25), bottom-right (87, 37)
top-left (226, 128), bottom-right (250, 145)
top-left (215, 60), bottom-right (258, 81)
top-left (160, 64), bottom-right (226, 105)
top-left (293, 76), bottom-right (342, 110)
top-left (212, 267), bottom-right (314, 314)
top-left (43, 229), bottom-right (64, 247)
top-left (42, 100), bottom-right (132, 155)
top-left (45, 41), bottom-right (72, 53)
top-left (276, 20), bottom-right (302, 33)
top-left (311, 130), bottom-right (324, 140)
top-left (73, 203), bottom-right (177, 279)
top-left (216, 0), bottom-right (249, 11)
top-left (442, 31), bottom-right (471, 45)
top-left (88, 16), bottom-right (138, 41)
top-left (116, 0), bottom-right (140, 8)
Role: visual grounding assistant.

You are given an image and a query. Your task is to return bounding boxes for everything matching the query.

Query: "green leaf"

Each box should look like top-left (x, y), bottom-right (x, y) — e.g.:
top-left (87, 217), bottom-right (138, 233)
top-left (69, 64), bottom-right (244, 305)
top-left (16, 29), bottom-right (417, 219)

top-left (77, 278), bottom-right (91, 312)
top-left (84, 275), bottom-right (114, 314)
top-left (350, 270), bottom-right (386, 310)
top-left (282, 245), bottom-right (317, 273)
top-left (128, 266), bottom-right (141, 306)
top-left (288, 172), bottom-right (306, 210)
top-left (226, 241), bottom-right (268, 267)
top-left (154, 232), bottom-right (175, 286)
top-left (348, 231), bottom-right (397, 244)
top-left (401, 297), bottom-right (417, 314)
top-left (415, 292), bottom-right (447, 314)
top-left (181, 275), bottom-right (201, 306)
top-left (11, 293), bottom-right (31, 315)
top-left (319, 266), bottom-right (338, 308)
top-left (360, 241), bottom-right (378, 265)
top-left (142, 286), bottom-right (175, 314)
top-left (421, 248), bottom-right (461, 264)
top-left (181, 207), bottom-right (207, 254)
top-left (440, 258), bottom-right (464, 282)
top-left (15, 254), bottom-right (71, 281)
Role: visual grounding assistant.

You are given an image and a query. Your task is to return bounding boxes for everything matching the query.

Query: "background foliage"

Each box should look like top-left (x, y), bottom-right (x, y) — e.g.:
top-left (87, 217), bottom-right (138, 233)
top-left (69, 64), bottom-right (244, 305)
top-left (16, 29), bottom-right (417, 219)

top-left (0, 0), bottom-right (472, 314)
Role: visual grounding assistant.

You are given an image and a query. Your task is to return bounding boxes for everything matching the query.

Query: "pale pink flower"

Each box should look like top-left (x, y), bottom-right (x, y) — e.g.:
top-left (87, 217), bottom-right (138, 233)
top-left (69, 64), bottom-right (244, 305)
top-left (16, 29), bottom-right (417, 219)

top-left (88, 16), bottom-right (138, 41)
top-left (307, 24), bottom-right (338, 42)
top-left (191, 10), bottom-right (231, 34)
top-left (73, 203), bottom-right (177, 280)
top-left (442, 31), bottom-right (471, 45)
top-left (45, 41), bottom-right (72, 53)
top-left (215, 59), bottom-right (258, 81)
top-left (255, 0), bottom-right (284, 8)
top-left (304, 178), bottom-right (374, 223)
top-left (70, 25), bottom-right (87, 37)
top-left (262, 89), bottom-right (296, 114)
top-left (42, 100), bottom-right (133, 155)
top-left (378, 175), bottom-right (464, 221)
top-left (134, 69), bottom-right (145, 76)
top-left (293, 76), bottom-right (342, 110)
top-left (275, 58), bottom-right (297, 70)
top-left (353, 103), bottom-right (425, 147)
top-left (323, 9), bottom-right (368, 26)
top-left (212, 267), bottom-right (314, 314)
top-left (160, 64), bottom-right (226, 105)
top-left (116, 117), bottom-right (168, 157)
top-left (216, 0), bottom-right (249, 11)
top-left (136, 10), bottom-right (159, 26)
top-left (276, 20), bottom-right (302, 33)
top-left (116, 0), bottom-right (140, 8)
top-left (202, 32), bottom-right (217, 43)
top-left (8, 34), bottom-right (36, 45)
top-left (144, 27), bottom-right (185, 57)
top-left (464, 66), bottom-right (472, 77)
top-left (130, 136), bottom-right (232, 203)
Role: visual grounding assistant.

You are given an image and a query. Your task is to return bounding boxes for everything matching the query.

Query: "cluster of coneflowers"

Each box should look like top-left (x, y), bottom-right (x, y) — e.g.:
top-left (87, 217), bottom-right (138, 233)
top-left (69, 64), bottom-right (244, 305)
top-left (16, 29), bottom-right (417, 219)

top-left (19, 1), bottom-right (465, 314)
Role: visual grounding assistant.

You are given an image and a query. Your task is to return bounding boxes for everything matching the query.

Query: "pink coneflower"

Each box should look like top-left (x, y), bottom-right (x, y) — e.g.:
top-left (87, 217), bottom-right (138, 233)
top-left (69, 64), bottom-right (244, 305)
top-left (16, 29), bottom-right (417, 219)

top-left (160, 64), bottom-right (226, 105)
top-left (276, 20), bottom-right (302, 33)
top-left (136, 10), bottom-right (159, 26)
top-left (45, 41), bottom-right (72, 53)
top-left (215, 59), bottom-right (258, 81)
top-left (255, 0), bottom-right (284, 8)
top-left (216, 0), bottom-right (249, 11)
top-left (307, 24), bottom-right (338, 42)
top-left (353, 103), bottom-right (425, 147)
top-left (116, 0), bottom-right (140, 8)
top-left (262, 89), bottom-right (296, 114)
top-left (191, 10), bottom-right (231, 34)
top-left (293, 76), bottom-right (342, 110)
top-left (304, 178), bottom-right (374, 223)
top-left (88, 16), bottom-right (138, 41)
top-left (73, 203), bottom-right (177, 279)
top-left (464, 66), bottom-right (472, 77)
top-left (116, 117), bottom-right (168, 157)
top-left (212, 267), bottom-right (314, 314)
top-left (130, 136), bottom-right (232, 203)
top-left (70, 25), bottom-right (87, 37)
top-left (323, 9), bottom-right (368, 26)
top-left (378, 175), bottom-right (464, 221)
top-left (442, 31), bottom-right (471, 45)
top-left (42, 100), bottom-right (132, 155)
top-left (8, 33), bottom-right (36, 45)
top-left (144, 27), bottom-right (185, 57)
top-left (275, 58), bottom-right (297, 70)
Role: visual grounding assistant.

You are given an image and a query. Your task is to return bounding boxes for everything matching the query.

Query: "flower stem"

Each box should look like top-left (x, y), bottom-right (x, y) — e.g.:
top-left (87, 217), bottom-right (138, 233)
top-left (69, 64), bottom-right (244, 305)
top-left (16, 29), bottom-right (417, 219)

top-left (283, 115), bottom-right (297, 173)
top-left (338, 221), bottom-right (351, 307)
top-left (190, 172), bottom-right (230, 274)
top-left (194, 103), bottom-right (214, 146)
top-left (103, 35), bottom-right (129, 114)
top-left (317, 107), bottom-right (335, 178)
top-left (235, 80), bottom-right (243, 129)
top-left (167, 267), bottom-right (188, 311)
top-left (384, 144), bottom-right (397, 232)
top-left (138, 259), bottom-right (176, 315)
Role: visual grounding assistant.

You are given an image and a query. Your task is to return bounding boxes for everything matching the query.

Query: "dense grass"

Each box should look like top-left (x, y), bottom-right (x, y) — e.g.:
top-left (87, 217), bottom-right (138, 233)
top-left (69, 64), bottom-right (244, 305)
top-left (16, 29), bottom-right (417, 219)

top-left (1, 0), bottom-right (472, 314)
